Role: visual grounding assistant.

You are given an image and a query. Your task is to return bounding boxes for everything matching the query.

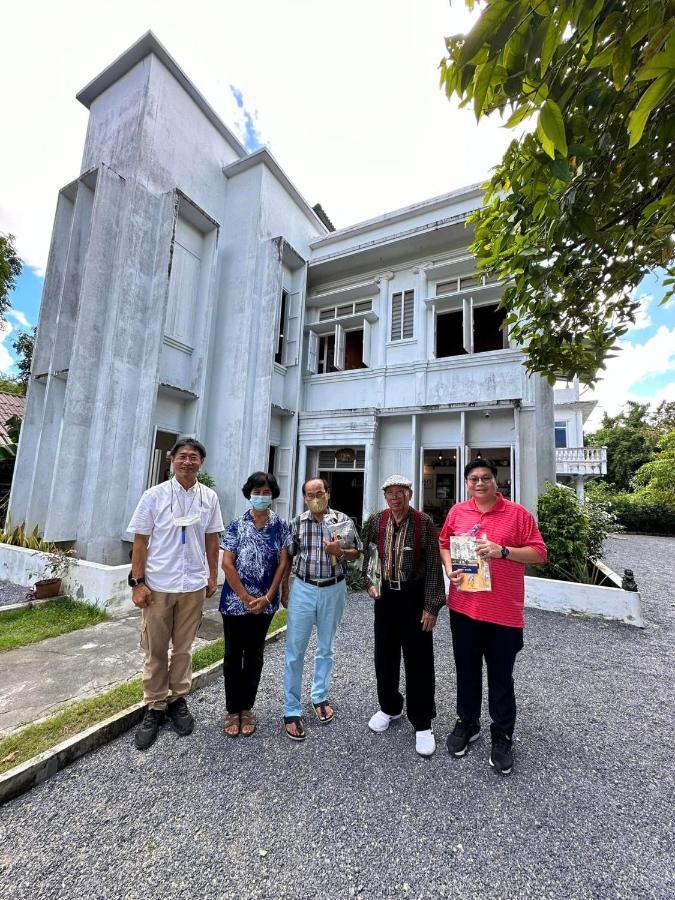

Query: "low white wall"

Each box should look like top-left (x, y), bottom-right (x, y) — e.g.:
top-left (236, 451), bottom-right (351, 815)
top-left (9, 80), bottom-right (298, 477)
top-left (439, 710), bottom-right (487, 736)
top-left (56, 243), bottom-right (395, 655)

top-left (525, 575), bottom-right (644, 628)
top-left (0, 544), bottom-right (226, 616)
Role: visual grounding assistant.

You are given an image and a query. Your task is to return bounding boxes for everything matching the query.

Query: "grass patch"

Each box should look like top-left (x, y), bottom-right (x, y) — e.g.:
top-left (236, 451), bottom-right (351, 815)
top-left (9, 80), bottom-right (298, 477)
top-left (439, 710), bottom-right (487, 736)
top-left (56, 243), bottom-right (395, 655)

top-left (0, 606), bottom-right (287, 774)
top-left (0, 597), bottom-right (108, 653)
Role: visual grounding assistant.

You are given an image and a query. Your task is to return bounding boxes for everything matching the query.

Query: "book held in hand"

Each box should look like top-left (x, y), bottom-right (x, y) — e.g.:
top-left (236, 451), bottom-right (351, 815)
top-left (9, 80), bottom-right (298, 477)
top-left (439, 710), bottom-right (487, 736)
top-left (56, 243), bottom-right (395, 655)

top-left (450, 533), bottom-right (492, 592)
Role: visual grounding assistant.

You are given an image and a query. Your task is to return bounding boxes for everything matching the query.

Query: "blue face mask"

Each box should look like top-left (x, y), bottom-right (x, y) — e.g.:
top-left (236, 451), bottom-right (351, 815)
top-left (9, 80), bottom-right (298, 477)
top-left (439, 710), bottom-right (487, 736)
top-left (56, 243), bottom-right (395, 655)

top-left (250, 495), bottom-right (273, 511)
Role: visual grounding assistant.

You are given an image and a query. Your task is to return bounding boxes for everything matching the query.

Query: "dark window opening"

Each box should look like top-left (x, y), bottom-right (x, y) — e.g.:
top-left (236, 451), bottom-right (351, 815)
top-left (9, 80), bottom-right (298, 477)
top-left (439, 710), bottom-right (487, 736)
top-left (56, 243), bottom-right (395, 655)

top-left (436, 310), bottom-right (466, 358)
top-left (473, 304), bottom-right (507, 354)
top-left (268, 445), bottom-right (277, 474)
top-left (275, 289), bottom-right (288, 364)
top-left (345, 329), bottom-right (368, 370)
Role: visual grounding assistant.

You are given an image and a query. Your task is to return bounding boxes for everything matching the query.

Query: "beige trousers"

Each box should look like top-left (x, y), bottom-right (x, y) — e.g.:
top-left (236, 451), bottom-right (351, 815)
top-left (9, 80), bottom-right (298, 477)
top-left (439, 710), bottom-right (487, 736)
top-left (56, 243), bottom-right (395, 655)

top-left (140, 588), bottom-right (206, 710)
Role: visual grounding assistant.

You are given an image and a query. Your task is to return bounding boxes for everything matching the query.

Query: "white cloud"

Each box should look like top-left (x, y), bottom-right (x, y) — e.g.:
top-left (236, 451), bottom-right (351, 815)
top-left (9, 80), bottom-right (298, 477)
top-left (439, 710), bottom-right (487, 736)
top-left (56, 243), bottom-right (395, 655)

top-left (585, 325), bottom-right (675, 429)
top-left (626, 292), bottom-right (652, 331)
top-left (0, 321), bottom-right (16, 374)
top-left (7, 309), bottom-right (31, 329)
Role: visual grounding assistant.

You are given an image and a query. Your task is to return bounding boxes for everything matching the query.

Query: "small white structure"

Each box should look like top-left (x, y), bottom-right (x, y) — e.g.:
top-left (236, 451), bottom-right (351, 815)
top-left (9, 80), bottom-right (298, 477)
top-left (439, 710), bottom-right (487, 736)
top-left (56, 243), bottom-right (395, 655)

top-left (553, 379), bottom-right (607, 501)
top-left (10, 32), bottom-right (556, 564)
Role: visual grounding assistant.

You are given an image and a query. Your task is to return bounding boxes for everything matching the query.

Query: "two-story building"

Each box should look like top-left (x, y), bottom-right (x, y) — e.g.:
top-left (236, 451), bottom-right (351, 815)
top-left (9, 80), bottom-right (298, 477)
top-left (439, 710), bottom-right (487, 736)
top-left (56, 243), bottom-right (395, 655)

top-left (9, 32), bottom-right (555, 564)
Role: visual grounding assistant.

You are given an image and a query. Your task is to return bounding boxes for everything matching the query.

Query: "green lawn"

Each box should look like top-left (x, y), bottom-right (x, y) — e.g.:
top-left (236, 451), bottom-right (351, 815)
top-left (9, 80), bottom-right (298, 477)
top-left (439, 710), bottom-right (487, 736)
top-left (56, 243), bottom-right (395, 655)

top-left (0, 607), bottom-right (287, 774)
top-left (0, 597), bottom-right (108, 653)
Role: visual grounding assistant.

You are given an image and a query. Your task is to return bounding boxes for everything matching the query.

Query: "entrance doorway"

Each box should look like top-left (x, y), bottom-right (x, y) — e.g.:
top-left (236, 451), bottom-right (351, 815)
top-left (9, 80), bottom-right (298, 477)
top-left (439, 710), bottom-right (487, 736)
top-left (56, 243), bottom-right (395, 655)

top-left (319, 470), bottom-right (364, 527)
top-left (148, 429), bottom-right (179, 487)
top-left (468, 447), bottom-right (513, 500)
top-left (421, 448), bottom-right (459, 526)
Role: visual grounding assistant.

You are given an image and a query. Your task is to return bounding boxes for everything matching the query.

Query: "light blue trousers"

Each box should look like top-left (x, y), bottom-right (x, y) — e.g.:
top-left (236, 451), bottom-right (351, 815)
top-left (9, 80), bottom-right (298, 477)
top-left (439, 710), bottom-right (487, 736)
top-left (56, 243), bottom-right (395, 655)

top-left (283, 577), bottom-right (347, 717)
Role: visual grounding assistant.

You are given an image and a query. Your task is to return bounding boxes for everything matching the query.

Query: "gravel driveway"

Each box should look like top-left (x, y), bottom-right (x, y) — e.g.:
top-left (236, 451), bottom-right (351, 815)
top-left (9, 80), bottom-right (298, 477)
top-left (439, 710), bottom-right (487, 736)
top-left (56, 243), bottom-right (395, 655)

top-left (0, 535), bottom-right (673, 899)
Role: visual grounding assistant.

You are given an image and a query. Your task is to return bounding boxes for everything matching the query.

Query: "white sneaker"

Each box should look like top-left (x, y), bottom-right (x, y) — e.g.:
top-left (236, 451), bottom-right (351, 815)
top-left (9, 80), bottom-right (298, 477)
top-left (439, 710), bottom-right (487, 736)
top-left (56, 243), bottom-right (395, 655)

top-left (368, 710), bottom-right (403, 733)
top-left (415, 729), bottom-right (436, 757)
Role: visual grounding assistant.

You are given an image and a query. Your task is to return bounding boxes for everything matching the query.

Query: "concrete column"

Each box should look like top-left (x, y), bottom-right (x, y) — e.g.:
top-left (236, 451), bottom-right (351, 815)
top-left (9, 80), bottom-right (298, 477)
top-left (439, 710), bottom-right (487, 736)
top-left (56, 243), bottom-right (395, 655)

top-left (376, 272), bottom-right (393, 367)
top-left (575, 476), bottom-right (585, 504)
top-left (413, 267), bottom-right (429, 359)
top-left (364, 419), bottom-right (379, 519)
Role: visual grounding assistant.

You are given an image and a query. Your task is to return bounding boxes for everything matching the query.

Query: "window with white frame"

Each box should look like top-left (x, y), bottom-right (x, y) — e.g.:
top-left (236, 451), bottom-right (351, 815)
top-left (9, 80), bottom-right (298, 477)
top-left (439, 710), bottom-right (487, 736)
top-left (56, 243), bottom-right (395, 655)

top-left (435, 297), bottom-right (508, 358)
top-left (391, 290), bottom-right (414, 341)
top-left (311, 322), bottom-right (371, 374)
top-left (275, 289), bottom-right (288, 365)
top-left (554, 420), bottom-right (568, 448)
top-left (165, 218), bottom-right (203, 347)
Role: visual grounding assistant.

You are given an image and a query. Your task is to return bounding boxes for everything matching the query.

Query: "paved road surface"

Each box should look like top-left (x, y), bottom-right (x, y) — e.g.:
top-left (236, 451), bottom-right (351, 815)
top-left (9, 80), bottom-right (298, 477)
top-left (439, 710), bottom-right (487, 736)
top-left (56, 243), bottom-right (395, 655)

top-left (0, 535), bottom-right (673, 899)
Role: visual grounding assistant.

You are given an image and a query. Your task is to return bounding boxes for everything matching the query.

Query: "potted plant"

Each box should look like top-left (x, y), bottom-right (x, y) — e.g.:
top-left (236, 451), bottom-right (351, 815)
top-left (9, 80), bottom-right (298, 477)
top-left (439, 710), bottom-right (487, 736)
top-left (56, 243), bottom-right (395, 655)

top-left (30, 547), bottom-right (76, 599)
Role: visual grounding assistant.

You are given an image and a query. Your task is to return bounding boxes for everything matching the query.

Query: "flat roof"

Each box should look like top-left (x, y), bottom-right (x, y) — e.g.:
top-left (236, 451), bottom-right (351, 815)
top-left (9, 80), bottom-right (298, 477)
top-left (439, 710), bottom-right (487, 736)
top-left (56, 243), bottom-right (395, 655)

top-left (76, 31), bottom-right (247, 160)
top-left (310, 183), bottom-right (484, 249)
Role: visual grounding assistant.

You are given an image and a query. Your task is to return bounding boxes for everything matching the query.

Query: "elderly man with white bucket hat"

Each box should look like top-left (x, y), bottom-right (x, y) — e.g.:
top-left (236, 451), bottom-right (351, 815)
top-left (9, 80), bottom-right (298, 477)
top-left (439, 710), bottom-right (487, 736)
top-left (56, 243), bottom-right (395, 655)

top-left (361, 475), bottom-right (445, 756)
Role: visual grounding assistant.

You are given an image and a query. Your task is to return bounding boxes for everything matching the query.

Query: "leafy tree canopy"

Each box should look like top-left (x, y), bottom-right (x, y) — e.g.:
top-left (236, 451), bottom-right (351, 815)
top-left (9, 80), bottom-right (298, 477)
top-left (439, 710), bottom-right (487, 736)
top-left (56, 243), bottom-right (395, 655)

top-left (632, 428), bottom-right (675, 502)
top-left (440, 0), bottom-right (674, 385)
top-left (0, 376), bottom-right (25, 397)
top-left (586, 399), bottom-right (671, 490)
top-left (0, 233), bottom-right (22, 326)
top-left (12, 327), bottom-right (35, 389)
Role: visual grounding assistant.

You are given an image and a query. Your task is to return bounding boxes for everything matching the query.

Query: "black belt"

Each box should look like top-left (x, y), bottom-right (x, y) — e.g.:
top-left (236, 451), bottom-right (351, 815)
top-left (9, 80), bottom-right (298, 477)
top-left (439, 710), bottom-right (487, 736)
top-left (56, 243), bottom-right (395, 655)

top-left (382, 578), bottom-right (420, 592)
top-left (296, 573), bottom-right (345, 588)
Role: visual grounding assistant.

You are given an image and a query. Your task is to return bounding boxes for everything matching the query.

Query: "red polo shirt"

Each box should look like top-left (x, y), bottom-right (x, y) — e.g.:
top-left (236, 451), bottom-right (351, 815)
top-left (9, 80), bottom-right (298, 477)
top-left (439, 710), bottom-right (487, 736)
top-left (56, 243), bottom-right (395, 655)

top-left (439, 494), bottom-right (547, 628)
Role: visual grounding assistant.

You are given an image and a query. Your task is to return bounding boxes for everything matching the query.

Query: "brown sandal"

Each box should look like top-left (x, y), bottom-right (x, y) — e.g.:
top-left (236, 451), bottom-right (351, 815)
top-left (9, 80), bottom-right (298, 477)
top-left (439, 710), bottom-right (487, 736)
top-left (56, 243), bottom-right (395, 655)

top-left (240, 710), bottom-right (256, 737)
top-left (224, 713), bottom-right (240, 737)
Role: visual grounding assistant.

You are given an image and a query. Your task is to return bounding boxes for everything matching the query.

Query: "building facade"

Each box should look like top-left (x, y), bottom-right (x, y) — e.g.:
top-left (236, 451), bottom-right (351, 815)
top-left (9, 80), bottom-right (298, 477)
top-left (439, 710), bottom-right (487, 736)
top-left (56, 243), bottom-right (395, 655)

top-left (10, 33), bottom-right (556, 564)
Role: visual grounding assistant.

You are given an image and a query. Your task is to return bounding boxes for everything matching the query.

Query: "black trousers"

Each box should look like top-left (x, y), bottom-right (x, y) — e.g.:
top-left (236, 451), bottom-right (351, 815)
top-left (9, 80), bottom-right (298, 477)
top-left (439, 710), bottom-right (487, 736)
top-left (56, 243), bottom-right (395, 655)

top-left (450, 609), bottom-right (524, 739)
top-left (222, 613), bottom-right (274, 713)
top-left (374, 582), bottom-right (436, 731)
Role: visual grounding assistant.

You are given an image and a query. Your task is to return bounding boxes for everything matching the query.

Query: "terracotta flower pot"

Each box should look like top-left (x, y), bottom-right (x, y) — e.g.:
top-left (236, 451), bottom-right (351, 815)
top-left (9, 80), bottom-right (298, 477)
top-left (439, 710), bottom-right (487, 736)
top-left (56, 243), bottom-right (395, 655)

top-left (33, 578), bottom-right (62, 599)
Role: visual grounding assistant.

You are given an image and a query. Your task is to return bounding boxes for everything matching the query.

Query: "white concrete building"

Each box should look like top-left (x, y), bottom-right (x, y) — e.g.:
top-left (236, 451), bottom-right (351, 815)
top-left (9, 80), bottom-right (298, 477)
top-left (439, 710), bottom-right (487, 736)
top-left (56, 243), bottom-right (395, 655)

top-left (553, 380), bottom-right (607, 501)
top-left (10, 33), bottom-right (556, 564)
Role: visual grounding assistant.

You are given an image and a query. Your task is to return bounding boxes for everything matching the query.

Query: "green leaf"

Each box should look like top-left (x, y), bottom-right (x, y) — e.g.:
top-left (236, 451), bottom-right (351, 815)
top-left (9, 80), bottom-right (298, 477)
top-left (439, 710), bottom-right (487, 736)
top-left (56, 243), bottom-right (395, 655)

top-left (627, 72), bottom-right (675, 147)
top-left (635, 52), bottom-right (675, 82)
top-left (550, 157), bottom-right (571, 182)
top-left (459, 0), bottom-right (512, 67)
top-left (474, 56), bottom-right (499, 120)
top-left (612, 34), bottom-right (632, 89)
top-left (587, 42), bottom-right (616, 70)
top-left (541, 13), bottom-right (561, 76)
top-left (504, 102), bottom-right (534, 128)
top-left (539, 99), bottom-right (568, 157)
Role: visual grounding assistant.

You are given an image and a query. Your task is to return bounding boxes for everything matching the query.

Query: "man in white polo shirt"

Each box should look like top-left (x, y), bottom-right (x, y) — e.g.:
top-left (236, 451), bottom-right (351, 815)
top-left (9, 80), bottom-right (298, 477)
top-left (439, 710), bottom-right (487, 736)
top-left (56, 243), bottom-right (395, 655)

top-left (128, 437), bottom-right (223, 750)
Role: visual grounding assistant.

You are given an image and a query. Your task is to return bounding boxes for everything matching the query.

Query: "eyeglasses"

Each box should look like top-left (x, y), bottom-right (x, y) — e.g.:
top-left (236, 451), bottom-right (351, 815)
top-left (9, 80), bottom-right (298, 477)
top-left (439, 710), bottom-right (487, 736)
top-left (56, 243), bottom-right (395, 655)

top-left (174, 454), bottom-right (201, 463)
top-left (467, 476), bottom-right (494, 484)
top-left (305, 491), bottom-right (327, 500)
top-left (384, 490), bottom-right (407, 499)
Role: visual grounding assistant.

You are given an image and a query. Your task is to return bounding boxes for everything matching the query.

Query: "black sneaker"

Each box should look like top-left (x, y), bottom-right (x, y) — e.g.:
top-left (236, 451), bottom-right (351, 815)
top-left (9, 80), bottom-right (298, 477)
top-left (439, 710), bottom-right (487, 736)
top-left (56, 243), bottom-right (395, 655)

top-left (489, 734), bottom-right (514, 775)
top-left (134, 708), bottom-right (164, 750)
top-left (446, 719), bottom-right (481, 757)
top-left (167, 696), bottom-right (195, 736)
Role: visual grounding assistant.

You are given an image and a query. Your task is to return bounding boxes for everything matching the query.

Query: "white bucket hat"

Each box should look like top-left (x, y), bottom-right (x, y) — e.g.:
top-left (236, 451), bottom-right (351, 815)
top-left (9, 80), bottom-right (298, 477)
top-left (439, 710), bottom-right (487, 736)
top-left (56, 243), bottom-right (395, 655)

top-left (380, 474), bottom-right (413, 491)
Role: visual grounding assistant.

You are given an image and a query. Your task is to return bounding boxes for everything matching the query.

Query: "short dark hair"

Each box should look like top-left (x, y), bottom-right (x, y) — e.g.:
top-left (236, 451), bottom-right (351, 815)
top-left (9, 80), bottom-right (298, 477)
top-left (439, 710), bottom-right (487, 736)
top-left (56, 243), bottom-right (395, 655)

top-left (169, 437), bottom-right (206, 460)
top-left (302, 477), bottom-right (330, 495)
top-left (464, 458), bottom-right (498, 479)
top-left (242, 471), bottom-right (280, 499)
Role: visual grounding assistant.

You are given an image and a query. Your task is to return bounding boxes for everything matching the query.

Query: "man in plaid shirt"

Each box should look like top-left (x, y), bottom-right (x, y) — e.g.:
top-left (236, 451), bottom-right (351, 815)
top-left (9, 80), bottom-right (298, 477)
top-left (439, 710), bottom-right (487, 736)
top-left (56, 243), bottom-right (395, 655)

top-left (282, 478), bottom-right (362, 741)
top-left (361, 475), bottom-right (445, 757)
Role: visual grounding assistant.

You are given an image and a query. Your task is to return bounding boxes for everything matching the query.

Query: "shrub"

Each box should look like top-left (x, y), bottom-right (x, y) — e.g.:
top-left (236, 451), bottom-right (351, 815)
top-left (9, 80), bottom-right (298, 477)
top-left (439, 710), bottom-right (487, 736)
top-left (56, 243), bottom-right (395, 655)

top-left (606, 494), bottom-right (675, 536)
top-left (197, 471), bottom-right (216, 488)
top-left (537, 482), bottom-right (618, 583)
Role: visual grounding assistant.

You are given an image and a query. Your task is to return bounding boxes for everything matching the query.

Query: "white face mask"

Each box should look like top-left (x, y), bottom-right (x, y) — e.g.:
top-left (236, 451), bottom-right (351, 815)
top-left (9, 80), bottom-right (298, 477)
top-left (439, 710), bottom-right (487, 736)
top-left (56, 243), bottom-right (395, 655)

top-left (172, 513), bottom-right (201, 528)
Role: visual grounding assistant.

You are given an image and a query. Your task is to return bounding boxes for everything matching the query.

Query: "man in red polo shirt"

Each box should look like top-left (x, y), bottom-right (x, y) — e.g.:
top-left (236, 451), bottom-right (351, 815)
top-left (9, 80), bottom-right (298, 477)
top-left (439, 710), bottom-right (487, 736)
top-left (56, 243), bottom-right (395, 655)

top-left (439, 459), bottom-right (547, 775)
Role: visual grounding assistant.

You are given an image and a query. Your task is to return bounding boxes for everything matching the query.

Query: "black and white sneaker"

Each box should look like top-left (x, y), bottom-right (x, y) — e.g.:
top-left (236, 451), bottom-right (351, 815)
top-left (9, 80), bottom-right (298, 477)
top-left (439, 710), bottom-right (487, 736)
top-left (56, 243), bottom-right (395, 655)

top-left (446, 719), bottom-right (481, 757)
top-left (489, 734), bottom-right (514, 775)
top-left (167, 697), bottom-right (195, 736)
top-left (134, 708), bottom-right (164, 751)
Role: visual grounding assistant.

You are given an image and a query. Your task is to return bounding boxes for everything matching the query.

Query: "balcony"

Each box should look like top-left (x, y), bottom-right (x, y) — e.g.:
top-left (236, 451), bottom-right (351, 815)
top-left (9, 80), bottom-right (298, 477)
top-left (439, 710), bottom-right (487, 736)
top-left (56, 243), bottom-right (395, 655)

top-left (556, 446), bottom-right (607, 477)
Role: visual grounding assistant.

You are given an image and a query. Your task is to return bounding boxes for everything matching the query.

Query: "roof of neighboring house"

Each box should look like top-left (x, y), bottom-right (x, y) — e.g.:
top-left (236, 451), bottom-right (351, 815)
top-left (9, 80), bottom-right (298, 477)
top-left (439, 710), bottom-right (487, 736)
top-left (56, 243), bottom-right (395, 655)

top-left (0, 392), bottom-right (25, 444)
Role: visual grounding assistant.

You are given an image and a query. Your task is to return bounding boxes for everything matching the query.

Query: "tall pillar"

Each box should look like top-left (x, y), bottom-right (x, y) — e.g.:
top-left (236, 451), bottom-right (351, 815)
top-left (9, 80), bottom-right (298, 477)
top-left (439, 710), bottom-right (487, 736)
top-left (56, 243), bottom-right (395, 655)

top-left (376, 272), bottom-right (393, 367)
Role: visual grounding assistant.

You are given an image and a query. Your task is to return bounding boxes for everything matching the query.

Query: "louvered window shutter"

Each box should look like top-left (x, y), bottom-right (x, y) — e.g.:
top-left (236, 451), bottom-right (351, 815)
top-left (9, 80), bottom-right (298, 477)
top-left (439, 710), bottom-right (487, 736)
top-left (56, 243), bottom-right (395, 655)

top-left (402, 290), bottom-right (414, 339)
top-left (391, 292), bottom-right (402, 341)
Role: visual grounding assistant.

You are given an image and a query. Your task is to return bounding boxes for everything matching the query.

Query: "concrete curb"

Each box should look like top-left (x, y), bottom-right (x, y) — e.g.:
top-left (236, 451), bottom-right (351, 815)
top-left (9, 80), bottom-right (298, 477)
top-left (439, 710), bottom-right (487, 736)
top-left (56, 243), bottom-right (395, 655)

top-left (0, 624), bottom-right (287, 806)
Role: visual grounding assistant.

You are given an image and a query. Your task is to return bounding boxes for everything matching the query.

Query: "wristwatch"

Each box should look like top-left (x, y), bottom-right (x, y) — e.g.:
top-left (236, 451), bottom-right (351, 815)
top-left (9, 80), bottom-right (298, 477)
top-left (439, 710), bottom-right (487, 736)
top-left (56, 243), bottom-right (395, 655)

top-left (128, 574), bottom-right (146, 588)
top-left (500, 546), bottom-right (510, 559)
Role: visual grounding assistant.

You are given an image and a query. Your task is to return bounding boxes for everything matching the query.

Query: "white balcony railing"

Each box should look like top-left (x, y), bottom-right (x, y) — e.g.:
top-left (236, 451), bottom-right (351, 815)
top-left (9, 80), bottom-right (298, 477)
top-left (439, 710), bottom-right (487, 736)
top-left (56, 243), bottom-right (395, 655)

top-left (555, 446), bottom-right (607, 477)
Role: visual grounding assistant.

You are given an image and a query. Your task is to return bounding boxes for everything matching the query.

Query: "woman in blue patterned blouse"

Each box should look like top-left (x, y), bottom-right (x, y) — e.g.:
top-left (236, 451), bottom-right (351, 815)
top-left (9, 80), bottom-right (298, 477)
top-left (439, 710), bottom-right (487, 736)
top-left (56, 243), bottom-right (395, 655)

top-left (220, 472), bottom-right (292, 737)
